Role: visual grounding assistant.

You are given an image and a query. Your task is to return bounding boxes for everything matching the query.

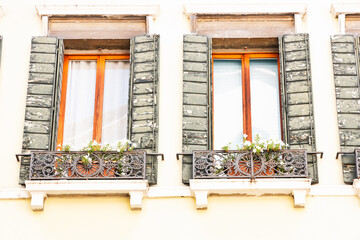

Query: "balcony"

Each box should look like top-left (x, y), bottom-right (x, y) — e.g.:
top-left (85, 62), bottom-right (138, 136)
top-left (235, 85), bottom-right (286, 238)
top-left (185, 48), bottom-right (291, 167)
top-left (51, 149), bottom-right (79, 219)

top-left (27, 150), bottom-right (147, 180)
top-left (16, 150), bottom-right (162, 211)
top-left (179, 149), bottom-right (317, 209)
top-left (192, 149), bottom-right (308, 179)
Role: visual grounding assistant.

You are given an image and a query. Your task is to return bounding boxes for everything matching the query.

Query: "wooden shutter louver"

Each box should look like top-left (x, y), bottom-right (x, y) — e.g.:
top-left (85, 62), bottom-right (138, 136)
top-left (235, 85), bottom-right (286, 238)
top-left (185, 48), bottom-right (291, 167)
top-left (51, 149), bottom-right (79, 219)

top-left (182, 34), bottom-right (212, 184)
top-left (279, 33), bottom-right (318, 184)
top-left (19, 37), bottom-right (64, 185)
top-left (331, 34), bottom-right (359, 184)
top-left (129, 34), bottom-right (160, 185)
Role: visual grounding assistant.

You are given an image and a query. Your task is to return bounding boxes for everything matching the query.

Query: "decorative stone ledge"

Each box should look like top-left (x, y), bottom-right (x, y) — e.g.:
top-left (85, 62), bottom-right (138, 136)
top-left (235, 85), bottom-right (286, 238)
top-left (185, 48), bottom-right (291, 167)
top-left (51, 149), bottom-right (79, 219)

top-left (184, 3), bottom-right (307, 17)
top-left (331, 3), bottom-right (360, 17)
top-left (352, 179), bottom-right (360, 198)
top-left (25, 180), bottom-right (148, 211)
top-left (36, 5), bottom-right (160, 18)
top-left (189, 179), bottom-right (312, 209)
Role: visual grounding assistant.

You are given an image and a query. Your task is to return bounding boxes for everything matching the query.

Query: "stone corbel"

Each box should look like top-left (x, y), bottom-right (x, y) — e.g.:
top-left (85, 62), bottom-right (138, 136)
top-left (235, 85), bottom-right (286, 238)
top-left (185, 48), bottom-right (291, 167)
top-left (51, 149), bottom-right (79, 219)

top-left (190, 179), bottom-right (311, 210)
top-left (30, 192), bottom-right (47, 211)
top-left (25, 180), bottom-right (148, 211)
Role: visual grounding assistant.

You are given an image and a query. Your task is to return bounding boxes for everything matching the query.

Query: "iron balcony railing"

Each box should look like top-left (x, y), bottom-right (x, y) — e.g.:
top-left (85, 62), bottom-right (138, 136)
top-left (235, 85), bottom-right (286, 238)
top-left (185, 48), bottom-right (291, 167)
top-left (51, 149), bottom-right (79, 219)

top-left (18, 150), bottom-right (149, 180)
top-left (354, 150), bottom-right (360, 179)
top-left (336, 149), bottom-right (360, 180)
top-left (189, 149), bottom-right (309, 179)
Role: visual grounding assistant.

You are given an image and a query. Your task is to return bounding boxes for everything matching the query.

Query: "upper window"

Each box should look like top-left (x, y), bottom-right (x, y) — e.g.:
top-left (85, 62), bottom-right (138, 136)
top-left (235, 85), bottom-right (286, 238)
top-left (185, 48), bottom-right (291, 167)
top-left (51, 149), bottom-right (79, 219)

top-left (212, 53), bottom-right (281, 149)
top-left (57, 55), bottom-right (130, 148)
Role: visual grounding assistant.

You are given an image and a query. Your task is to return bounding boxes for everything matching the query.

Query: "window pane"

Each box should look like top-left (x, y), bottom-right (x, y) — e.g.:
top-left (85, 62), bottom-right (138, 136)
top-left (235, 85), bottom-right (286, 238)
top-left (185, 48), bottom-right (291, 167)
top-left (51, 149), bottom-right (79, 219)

top-left (63, 60), bottom-right (97, 148)
top-left (213, 59), bottom-right (243, 149)
top-left (250, 59), bottom-right (281, 140)
top-left (101, 60), bottom-right (130, 144)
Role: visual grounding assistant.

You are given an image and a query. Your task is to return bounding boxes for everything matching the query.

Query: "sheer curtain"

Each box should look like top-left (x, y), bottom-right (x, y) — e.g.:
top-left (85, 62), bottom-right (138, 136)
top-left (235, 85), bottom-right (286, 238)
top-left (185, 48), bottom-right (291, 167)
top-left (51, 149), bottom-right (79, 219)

top-left (213, 59), bottom-right (243, 149)
top-left (250, 59), bottom-right (281, 140)
top-left (101, 60), bottom-right (130, 144)
top-left (63, 60), bottom-right (97, 148)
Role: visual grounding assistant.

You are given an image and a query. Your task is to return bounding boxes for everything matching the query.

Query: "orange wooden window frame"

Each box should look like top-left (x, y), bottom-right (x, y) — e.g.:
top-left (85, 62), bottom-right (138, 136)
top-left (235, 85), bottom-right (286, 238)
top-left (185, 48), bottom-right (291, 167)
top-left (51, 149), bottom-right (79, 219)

top-left (57, 55), bottom-right (130, 147)
top-left (212, 52), bottom-right (282, 143)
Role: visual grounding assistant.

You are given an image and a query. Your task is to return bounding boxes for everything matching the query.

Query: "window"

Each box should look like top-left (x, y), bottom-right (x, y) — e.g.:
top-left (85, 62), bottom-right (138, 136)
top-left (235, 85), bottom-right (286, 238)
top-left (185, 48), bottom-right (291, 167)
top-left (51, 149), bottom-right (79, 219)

top-left (57, 55), bottom-right (130, 147)
top-left (20, 5), bottom-right (160, 186)
top-left (212, 53), bottom-right (281, 149)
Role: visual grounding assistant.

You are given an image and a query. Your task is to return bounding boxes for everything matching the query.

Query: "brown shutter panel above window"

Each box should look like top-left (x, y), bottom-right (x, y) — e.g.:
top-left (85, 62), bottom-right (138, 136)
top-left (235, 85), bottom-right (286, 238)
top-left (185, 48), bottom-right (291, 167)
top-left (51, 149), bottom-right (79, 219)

top-left (331, 34), bottom-right (359, 184)
top-left (182, 34), bottom-right (212, 184)
top-left (128, 34), bottom-right (160, 185)
top-left (19, 37), bottom-right (64, 185)
top-left (279, 33), bottom-right (318, 184)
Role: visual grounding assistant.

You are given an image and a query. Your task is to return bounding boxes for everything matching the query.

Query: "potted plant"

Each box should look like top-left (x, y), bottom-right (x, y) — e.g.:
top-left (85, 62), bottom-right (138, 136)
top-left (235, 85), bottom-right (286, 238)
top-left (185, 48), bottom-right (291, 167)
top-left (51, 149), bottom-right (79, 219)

top-left (222, 134), bottom-right (289, 177)
top-left (56, 140), bottom-right (134, 178)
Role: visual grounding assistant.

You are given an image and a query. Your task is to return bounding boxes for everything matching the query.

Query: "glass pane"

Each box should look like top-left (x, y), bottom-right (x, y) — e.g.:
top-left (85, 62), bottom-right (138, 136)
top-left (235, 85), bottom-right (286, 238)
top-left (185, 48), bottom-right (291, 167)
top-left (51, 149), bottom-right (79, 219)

top-left (250, 59), bottom-right (281, 140)
top-left (101, 60), bottom-right (130, 144)
top-left (213, 59), bottom-right (243, 149)
top-left (63, 60), bottom-right (97, 148)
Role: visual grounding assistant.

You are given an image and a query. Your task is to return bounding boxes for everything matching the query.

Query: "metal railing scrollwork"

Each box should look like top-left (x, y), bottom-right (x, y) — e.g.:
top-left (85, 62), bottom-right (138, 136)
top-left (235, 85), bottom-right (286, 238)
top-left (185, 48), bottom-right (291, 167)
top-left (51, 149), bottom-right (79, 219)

top-left (18, 150), bottom-right (147, 180)
top-left (191, 149), bottom-right (308, 179)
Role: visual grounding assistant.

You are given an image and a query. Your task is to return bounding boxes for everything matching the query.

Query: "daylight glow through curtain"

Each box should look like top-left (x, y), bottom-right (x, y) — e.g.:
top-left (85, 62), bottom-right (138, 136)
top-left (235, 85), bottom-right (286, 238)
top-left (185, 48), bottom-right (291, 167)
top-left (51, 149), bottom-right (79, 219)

top-left (63, 60), bottom-right (97, 148)
top-left (101, 60), bottom-right (130, 144)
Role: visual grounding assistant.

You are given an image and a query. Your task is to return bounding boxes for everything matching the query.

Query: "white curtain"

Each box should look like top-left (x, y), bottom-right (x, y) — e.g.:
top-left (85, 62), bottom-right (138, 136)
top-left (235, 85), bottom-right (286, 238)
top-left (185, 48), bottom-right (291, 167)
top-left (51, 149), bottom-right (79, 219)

top-left (250, 59), bottom-right (281, 140)
top-left (101, 60), bottom-right (130, 144)
top-left (213, 59), bottom-right (243, 149)
top-left (63, 60), bottom-right (97, 148)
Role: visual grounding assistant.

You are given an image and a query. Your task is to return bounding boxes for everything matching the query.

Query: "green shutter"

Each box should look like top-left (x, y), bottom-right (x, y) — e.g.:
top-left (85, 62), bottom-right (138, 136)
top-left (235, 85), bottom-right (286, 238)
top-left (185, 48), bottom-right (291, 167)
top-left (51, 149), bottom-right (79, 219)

top-left (331, 34), bottom-right (359, 184)
top-left (129, 34), bottom-right (160, 185)
top-left (182, 34), bottom-right (212, 184)
top-left (279, 34), bottom-right (318, 184)
top-left (19, 37), bottom-right (64, 185)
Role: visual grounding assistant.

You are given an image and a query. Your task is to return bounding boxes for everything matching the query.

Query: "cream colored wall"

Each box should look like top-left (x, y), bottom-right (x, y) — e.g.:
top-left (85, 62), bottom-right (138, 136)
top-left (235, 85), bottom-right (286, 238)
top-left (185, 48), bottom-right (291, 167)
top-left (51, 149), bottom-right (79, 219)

top-left (0, 0), bottom-right (359, 240)
top-left (1, 196), bottom-right (360, 240)
top-left (0, 0), bottom-right (347, 186)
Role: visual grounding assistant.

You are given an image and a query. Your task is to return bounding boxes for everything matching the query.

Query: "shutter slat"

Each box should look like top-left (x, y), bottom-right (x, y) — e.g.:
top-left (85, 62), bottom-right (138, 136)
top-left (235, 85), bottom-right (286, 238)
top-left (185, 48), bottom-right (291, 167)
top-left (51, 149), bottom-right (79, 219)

top-left (19, 37), bottom-right (62, 185)
top-left (280, 33), bottom-right (318, 184)
top-left (129, 34), bottom-right (159, 185)
top-left (182, 34), bottom-right (211, 184)
top-left (331, 36), bottom-right (360, 185)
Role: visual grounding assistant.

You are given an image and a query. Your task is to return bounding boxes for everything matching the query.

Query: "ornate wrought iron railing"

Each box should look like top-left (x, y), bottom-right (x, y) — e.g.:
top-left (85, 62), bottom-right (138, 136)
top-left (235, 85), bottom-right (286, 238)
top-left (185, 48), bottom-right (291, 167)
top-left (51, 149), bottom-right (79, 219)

top-left (20, 150), bottom-right (147, 180)
top-left (354, 150), bottom-right (360, 179)
top-left (191, 150), bottom-right (308, 179)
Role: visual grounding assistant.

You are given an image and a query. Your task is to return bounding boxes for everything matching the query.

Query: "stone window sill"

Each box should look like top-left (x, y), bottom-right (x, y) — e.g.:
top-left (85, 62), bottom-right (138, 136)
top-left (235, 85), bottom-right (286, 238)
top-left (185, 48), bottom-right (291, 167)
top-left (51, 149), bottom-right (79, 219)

top-left (189, 178), bottom-right (312, 209)
top-left (25, 180), bottom-right (148, 211)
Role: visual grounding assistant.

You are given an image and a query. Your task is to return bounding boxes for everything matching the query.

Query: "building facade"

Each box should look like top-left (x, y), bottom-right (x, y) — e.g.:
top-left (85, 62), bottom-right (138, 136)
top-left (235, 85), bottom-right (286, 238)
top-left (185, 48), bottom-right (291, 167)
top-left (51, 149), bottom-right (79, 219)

top-left (1, 0), bottom-right (360, 239)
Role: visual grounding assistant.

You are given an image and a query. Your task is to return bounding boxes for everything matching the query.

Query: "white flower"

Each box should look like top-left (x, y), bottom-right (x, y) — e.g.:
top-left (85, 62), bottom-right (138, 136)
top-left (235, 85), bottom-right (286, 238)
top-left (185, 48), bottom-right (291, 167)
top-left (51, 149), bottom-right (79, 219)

top-left (244, 141), bottom-right (251, 146)
top-left (215, 162), bottom-right (222, 170)
top-left (243, 134), bottom-right (248, 138)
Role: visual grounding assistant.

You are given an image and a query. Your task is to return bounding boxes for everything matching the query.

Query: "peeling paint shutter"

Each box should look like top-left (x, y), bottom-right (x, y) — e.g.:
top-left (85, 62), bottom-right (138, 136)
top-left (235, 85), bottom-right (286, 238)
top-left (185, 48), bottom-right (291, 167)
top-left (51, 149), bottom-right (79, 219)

top-left (19, 37), bottom-right (64, 185)
top-left (279, 34), bottom-right (318, 184)
top-left (182, 34), bottom-right (212, 184)
top-left (129, 34), bottom-right (160, 185)
top-left (331, 34), bottom-right (359, 184)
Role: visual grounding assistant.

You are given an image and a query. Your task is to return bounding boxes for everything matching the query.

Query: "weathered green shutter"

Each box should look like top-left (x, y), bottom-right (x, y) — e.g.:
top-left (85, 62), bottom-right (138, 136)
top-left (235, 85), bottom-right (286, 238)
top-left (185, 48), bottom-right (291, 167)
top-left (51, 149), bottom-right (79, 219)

top-left (331, 35), bottom-right (359, 184)
top-left (19, 37), bottom-right (64, 185)
top-left (279, 34), bottom-right (318, 184)
top-left (128, 34), bottom-right (160, 185)
top-left (182, 34), bottom-right (212, 184)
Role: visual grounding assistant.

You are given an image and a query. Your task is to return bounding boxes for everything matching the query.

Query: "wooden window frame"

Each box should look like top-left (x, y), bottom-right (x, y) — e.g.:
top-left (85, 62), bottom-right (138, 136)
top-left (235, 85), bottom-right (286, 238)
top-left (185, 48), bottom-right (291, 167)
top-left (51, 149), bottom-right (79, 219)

top-left (57, 54), bottom-right (130, 146)
top-left (212, 52), bottom-right (282, 143)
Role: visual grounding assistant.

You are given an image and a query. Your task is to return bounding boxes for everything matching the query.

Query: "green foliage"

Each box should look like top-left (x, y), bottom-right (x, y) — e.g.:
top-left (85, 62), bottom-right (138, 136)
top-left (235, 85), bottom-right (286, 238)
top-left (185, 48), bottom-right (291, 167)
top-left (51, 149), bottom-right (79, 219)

top-left (229, 134), bottom-right (288, 154)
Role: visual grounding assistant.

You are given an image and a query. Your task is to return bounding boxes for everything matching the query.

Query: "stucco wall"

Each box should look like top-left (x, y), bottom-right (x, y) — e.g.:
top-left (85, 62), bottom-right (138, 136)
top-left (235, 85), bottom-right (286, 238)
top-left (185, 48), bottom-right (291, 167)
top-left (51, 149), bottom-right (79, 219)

top-left (0, 1), bottom-right (358, 240)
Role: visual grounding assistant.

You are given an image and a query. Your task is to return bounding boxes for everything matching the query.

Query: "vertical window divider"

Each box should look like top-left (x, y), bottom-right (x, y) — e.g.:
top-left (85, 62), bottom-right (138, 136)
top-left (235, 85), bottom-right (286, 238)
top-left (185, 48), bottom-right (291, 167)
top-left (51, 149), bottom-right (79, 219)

top-left (93, 56), bottom-right (105, 142)
top-left (57, 56), bottom-right (70, 147)
top-left (243, 54), bottom-right (252, 141)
